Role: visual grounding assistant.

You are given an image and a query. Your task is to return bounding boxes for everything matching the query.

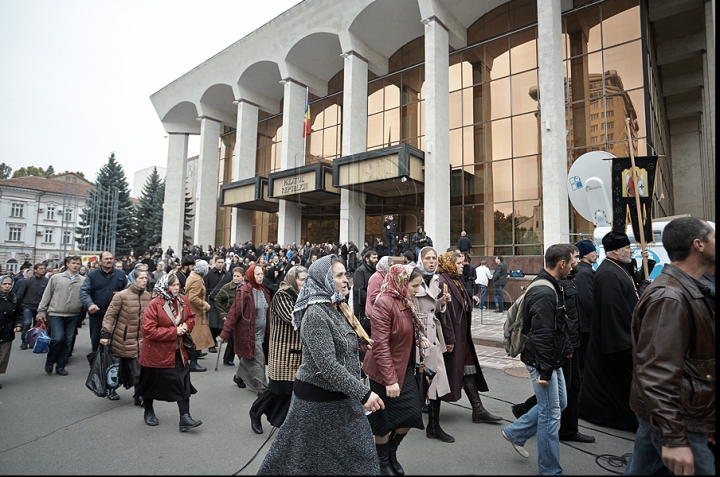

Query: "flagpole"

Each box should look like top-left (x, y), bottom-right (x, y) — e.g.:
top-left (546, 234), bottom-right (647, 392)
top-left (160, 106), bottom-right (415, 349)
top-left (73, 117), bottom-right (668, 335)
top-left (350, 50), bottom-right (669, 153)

top-left (625, 117), bottom-right (649, 279)
top-left (303, 87), bottom-right (309, 163)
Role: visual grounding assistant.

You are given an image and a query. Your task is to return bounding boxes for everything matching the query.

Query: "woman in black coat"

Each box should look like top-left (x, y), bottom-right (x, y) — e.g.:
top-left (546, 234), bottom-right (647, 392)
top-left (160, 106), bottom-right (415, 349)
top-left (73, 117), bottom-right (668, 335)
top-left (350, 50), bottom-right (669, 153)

top-left (0, 275), bottom-right (23, 388)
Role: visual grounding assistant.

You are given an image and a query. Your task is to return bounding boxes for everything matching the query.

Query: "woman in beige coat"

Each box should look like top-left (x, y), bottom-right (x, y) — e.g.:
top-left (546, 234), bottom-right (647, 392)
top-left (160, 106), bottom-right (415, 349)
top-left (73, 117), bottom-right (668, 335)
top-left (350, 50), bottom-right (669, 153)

top-left (414, 246), bottom-right (454, 443)
top-left (100, 269), bottom-right (151, 403)
top-left (183, 260), bottom-right (214, 372)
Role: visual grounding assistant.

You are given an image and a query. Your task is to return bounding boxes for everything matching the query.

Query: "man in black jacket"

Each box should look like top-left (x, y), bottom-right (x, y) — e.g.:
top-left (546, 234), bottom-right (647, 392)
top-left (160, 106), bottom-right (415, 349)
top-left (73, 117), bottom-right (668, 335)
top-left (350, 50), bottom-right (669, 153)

top-left (500, 244), bottom-right (573, 475)
top-left (457, 231), bottom-right (472, 254)
top-left (383, 214), bottom-right (399, 255)
top-left (352, 250), bottom-right (378, 329)
top-left (574, 239), bottom-right (597, 372)
top-left (203, 256), bottom-right (231, 352)
top-left (15, 263), bottom-right (48, 349)
top-left (492, 256), bottom-right (508, 313)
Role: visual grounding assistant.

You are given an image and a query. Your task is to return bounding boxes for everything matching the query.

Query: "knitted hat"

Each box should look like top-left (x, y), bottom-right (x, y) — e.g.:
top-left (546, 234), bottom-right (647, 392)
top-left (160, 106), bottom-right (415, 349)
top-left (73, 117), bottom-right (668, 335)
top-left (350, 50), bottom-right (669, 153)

top-left (576, 240), bottom-right (596, 258)
top-left (602, 231), bottom-right (631, 252)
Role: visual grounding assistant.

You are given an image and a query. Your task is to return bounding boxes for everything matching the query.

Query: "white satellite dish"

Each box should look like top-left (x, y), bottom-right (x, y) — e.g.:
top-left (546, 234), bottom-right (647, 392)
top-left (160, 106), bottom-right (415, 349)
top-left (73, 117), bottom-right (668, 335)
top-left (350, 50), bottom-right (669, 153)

top-left (567, 151), bottom-right (614, 227)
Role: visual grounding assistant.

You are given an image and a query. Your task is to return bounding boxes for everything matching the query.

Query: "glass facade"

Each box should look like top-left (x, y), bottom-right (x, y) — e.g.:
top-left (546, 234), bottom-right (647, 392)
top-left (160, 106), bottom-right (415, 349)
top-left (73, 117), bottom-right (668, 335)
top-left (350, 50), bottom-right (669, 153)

top-left (305, 71), bottom-right (344, 164)
top-left (215, 128), bottom-right (236, 248)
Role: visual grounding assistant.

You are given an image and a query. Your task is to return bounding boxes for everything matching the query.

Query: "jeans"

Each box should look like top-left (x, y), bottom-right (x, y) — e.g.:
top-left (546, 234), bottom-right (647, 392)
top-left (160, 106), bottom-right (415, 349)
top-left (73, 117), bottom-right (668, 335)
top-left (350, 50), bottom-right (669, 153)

top-left (625, 415), bottom-right (715, 475)
top-left (478, 285), bottom-right (487, 309)
top-left (414, 247), bottom-right (422, 259)
top-left (21, 306), bottom-right (38, 342)
top-left (494, 285), bottom-right (505, 312)
top-left (47, 315), bottom-right (79, 369)
top-left (503, 365), bottom-right (567, 475)
top-left (89, 315), bottom-right (104, 353)
top-left (387, 235), bottom-right (396, 256)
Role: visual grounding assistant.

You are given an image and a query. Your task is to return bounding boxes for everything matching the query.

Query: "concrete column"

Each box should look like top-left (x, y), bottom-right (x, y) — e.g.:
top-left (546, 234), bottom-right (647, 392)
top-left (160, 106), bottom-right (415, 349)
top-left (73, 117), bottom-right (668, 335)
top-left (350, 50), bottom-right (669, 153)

top-left (231, 101), bottom-right (258, 244)
top-left (340, 52), bottom-right (368, 246)
top-left (423, 17), bottom-right (451, 251)
top-left (537, 0), bottom-right (569, 247)
top-left (161, 133), bottom-right (188, 254)
top-left (277, 79), bottom-right (306, 245)
top-left (702, 1), bottom-right (715, 221)
top-left (193, 117), bottom-right (222, 247)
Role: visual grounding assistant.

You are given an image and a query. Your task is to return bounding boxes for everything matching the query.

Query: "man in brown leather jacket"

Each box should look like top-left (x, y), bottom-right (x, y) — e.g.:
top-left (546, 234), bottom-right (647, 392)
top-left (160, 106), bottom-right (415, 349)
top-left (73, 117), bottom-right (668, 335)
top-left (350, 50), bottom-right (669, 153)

top-left (626, 217), bottom-right (715, 476)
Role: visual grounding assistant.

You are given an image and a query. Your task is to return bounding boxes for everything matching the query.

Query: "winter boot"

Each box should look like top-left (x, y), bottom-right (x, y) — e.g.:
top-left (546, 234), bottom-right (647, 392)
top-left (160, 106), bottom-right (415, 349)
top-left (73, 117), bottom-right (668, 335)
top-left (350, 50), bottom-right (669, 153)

top-left (179, 413), bottom-right (202, 432)
top-left (426, 399), bottom-right (455, 442)
top-left (376, 442), bottom-right (396, 475)
top-left (188, 351), bottom-right (207, 372)
top-left (462, 376), bottom-right (502, 423)
top-left (388, 432), bottom-right (407, 475)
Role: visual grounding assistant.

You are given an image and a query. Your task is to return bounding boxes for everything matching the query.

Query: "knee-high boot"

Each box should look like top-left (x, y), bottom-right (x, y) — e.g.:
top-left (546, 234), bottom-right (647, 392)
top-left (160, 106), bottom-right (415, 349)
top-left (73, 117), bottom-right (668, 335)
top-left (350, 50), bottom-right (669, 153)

top-left (188, 351), bottom-right (207, 372)
top-left (462, 375), bottom-right (502, 423)
top-left (388, 432), bottom-right (406, 475)
top-left (426, 399), bottom-right (455, 442)
top-left (375, 442), bottom-right (396, 476)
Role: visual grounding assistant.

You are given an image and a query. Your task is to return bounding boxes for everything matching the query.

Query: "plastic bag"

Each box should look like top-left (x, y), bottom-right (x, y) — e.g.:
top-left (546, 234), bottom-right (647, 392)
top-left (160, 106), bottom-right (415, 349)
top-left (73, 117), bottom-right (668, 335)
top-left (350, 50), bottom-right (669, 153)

top-left (85, 345), bottom-right (121, 398)
top-left (26, 322), bottom-right (50, 354)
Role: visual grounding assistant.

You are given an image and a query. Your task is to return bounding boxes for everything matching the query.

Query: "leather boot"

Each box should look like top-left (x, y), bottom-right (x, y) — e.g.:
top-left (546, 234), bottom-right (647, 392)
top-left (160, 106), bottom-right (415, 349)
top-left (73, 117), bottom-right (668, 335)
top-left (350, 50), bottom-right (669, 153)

top-left (179, 413), bottom-right (202, 432)
top-left (188, 351), bottom-right (207, 372)
top-left (462, 376), bottom-right (502, 423)
top-left (375, 442), bottom-right (396, 476)
top-left (426, 399), bottom-right (455, 442)
top-left (388, 432), bottom-right (406, 475)
top-left (144, 409), bottom-right (159, 426)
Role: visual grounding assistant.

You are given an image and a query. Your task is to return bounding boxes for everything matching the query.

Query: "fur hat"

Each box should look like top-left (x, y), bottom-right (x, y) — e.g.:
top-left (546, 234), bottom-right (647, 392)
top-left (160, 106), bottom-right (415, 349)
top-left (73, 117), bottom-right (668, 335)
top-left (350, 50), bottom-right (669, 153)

top-left (602, 231), bottom-right (631, 252)
top-left (576, 240), bottom-right (596, 258)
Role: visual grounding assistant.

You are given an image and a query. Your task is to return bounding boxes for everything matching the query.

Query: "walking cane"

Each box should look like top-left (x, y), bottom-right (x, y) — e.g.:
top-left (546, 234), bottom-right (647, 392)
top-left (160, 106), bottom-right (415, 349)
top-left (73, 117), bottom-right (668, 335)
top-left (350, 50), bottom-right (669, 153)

top-left (214, 340), bottom-right (224, 372)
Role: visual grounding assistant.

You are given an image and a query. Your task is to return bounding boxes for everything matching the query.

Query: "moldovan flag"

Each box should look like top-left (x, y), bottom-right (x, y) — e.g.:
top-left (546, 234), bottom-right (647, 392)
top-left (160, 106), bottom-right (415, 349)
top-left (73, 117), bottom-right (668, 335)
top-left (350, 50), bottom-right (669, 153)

top-left (301, 97), bottom-right (311, 138)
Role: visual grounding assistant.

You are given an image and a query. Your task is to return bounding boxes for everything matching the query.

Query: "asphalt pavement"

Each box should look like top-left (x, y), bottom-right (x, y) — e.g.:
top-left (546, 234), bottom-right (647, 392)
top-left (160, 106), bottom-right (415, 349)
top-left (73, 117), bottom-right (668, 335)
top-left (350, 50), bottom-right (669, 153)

top-left (0, 325), bottom-right (636, 475)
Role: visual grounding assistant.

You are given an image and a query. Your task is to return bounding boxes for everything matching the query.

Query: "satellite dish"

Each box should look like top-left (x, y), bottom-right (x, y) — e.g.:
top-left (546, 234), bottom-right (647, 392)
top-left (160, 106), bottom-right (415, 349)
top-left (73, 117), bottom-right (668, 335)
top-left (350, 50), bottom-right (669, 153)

top-left (567, 151), bottom-right (614, 227)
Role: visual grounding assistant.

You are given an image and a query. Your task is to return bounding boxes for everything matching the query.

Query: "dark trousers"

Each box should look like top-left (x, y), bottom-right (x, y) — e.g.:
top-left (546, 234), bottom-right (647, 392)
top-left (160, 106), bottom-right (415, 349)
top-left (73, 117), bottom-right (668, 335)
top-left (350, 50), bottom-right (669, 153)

top-left (578, 332), bottom-right (591, 376)
top-left (387, 235), bottom-right (396, 255)
top-left (89, 315), bottom-right (103, 353)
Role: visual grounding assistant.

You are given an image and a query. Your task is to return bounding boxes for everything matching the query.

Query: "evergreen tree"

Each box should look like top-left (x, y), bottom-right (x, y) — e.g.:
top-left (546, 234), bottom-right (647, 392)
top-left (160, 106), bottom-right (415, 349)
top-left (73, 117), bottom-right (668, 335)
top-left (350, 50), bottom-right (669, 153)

top-left (76, 152), bottom-right (135, 256)
top-left (133, 167), bottom-right (165, 252)
top-left (183, 183), bottom-right (195, 246)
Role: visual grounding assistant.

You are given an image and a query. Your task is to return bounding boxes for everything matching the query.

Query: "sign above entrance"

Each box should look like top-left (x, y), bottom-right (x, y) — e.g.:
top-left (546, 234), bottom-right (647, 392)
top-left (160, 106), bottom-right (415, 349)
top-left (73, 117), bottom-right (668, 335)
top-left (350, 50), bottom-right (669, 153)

top-left (220, 177), bottom-right (278, 213)
top-left (332, 143), bottom-right (425, 197)
top-left (268, 162), bottom-right (340, 205)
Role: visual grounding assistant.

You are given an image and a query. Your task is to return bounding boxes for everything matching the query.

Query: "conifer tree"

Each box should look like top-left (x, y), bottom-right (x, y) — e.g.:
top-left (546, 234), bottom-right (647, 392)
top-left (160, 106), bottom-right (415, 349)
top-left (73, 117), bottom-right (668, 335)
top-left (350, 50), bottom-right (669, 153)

top-left (183, 184), bottom-right (194, 246)
top-left (134, 167), bottom-right (165, 252)
top-left (76, 152), bottom-right (134, 256)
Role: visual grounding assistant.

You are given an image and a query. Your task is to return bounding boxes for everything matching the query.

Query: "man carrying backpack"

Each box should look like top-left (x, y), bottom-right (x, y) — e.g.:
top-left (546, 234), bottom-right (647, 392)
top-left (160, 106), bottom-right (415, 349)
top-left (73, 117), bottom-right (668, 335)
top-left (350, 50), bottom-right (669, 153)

top-left (500, 244), bottom-right (574, 475)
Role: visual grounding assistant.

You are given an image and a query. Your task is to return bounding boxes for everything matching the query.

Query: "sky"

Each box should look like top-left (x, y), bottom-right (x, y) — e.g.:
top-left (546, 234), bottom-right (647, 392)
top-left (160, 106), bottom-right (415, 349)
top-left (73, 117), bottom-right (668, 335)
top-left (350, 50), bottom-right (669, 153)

top-left (0, 0), bottom-right (302, 193)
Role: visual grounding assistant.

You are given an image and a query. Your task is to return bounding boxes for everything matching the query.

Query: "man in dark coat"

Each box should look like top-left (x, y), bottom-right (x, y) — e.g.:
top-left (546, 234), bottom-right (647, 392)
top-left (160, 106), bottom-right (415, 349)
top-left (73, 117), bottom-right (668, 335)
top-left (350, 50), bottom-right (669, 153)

top-left (578, 231), bottom-right (640, 431)
top-left (203, 256), bottom-right (231, 352)
top-left (457, 231), bottom-right (472, 254)
top-left (491, 256), bottom-right (508, 313)
top-left (574, 239), bottom-right (597, 372)
top-left (382, 214), bottom-right (399, 255)
top-left (15, 263), bottom-right (48, 349)
top-left (352, 250), bottom-right (378, 332)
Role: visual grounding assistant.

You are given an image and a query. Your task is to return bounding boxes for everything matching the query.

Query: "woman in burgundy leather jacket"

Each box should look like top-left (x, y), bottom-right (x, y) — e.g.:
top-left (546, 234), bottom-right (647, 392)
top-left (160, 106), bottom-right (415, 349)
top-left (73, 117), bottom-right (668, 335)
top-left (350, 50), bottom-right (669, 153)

top-left (136, 274), bottom-right (202, 432)
top-left (363, 265), bottom-right (430, 475)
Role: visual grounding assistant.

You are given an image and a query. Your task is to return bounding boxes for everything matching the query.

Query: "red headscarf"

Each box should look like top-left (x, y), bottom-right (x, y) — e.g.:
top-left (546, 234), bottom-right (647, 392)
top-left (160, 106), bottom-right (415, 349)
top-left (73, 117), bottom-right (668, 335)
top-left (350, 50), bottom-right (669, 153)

top-left (245, 264), bottom-right (263, 290)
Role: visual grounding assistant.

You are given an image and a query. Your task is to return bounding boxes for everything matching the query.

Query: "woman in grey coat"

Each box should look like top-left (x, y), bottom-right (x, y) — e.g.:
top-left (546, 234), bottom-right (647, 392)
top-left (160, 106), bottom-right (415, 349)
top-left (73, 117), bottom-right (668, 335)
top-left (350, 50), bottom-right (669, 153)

top-left (258, 255), bottom-right (384, 475)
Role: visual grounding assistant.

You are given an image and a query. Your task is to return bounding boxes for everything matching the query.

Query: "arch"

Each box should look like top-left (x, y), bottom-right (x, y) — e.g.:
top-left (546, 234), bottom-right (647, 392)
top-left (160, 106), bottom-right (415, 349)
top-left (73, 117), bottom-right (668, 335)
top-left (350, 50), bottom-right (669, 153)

top-left (199, 83), bottom-right (236, 119)
top-left (285, 32), bottom-right (344, 84)
top-left (349, 0), bottom-right (424, 60)
top-left (160, 101), bottom-right (201, 134)
top-left (237, 60), bottom-right (284, 113)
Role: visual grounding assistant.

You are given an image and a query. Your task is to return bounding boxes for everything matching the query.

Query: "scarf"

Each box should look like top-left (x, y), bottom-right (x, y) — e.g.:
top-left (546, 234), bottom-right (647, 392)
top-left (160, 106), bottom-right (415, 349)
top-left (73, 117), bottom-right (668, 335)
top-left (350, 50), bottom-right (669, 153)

top-left (292, 255), bottom-right (346, 330)
top-left (438, 251), bottom-right (468, 310)
top-left (415, 246), bottom-right (438, 285)
top-left (380, 264), bottom-right (427, 357)
top-left (376, 256), bottom-right (391, 274)
top-left (153, 274), bottom-right (186, 316)
top-left (245, 264), bottom-right (264, 290)
top-left (278, 265), bottom-right (307, 295)
top-left (0, 275), bottom-right (13, 300)
top-left (127, 269), bottom-right (143, 289)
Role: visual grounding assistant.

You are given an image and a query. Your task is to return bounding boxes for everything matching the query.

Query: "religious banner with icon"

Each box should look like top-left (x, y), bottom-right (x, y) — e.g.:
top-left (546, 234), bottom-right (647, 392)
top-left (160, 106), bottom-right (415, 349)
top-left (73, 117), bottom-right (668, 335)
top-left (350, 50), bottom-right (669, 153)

top-left (611, 156), bottom-right (658, 242)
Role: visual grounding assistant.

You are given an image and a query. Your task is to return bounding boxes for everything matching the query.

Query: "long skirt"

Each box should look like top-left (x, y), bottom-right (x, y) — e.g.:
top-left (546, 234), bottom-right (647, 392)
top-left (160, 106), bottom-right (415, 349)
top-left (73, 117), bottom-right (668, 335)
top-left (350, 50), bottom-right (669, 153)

top-left (367, 364), bottom-right (424, 436)
top-left (0, 341), bottom-right (11, 374)
top-left (236, 343), bottom-right (267, 391)
top-left (135, 351), bottom-right (196, 402)
top-left (258, 393), bottom-right (380, 475)
top-left (250, 379), bottom-right (292, 428)
top-left (119, 356), bottom-right (141, 390)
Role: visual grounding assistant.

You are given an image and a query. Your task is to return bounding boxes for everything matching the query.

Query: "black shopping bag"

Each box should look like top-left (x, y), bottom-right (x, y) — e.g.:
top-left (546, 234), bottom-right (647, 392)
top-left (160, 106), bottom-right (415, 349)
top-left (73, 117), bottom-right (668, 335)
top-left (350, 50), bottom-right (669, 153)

top-left (85, 345), bottom-right (121, 398)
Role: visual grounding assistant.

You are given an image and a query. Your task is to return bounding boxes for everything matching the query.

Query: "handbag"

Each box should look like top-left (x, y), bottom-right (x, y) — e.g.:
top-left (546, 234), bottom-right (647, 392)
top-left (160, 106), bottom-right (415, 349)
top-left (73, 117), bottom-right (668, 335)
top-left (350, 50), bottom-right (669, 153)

top-left (509, 269), bottom-right (525, 277)
top-left (182, 332), bottom-right (196, 353)
top-left (414, 359), bottom-right (436, 405)
top-left (85, 344), bottom-right (121, 397)
top-left (26, 322), bottom-right (50, 354)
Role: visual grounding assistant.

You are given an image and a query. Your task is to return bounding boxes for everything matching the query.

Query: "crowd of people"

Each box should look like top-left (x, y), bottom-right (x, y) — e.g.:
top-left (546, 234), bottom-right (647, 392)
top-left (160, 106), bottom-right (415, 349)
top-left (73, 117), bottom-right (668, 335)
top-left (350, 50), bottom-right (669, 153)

top-left (0, 215), bottom-right (714, 475)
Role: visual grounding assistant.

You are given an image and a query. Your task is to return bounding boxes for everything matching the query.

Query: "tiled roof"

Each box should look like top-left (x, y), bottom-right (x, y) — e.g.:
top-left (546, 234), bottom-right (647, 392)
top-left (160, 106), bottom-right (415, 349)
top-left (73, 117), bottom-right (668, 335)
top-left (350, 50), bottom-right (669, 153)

top-left (0, 176), bottom-right (139, 203)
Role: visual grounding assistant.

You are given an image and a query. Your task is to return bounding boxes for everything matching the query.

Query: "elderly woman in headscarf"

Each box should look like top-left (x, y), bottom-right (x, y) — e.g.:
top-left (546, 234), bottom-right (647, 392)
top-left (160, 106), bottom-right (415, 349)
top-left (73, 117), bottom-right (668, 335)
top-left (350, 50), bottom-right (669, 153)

top-left (437, 250), bottom-right (502, 424)
top-left (258, 255), bottom-right (383, 476)
top-left (414, 246), bottom-right (454, 443)
top-left (363, 264), bottom-right (432, 475)
top-left (218, 263), bottom-right (271, 395)
top-left (136, 274), bottom-right (202, 432)
top-left (365, 255), bottom-right (392, 321)
top-left (0, 275), bottom-right (23, 389)
top-left (246, 265), bottom-right (308, 434)
top-left (99, 269), bottom-right (151, 405)
top-left (183, 259), bottom-right (213, 371)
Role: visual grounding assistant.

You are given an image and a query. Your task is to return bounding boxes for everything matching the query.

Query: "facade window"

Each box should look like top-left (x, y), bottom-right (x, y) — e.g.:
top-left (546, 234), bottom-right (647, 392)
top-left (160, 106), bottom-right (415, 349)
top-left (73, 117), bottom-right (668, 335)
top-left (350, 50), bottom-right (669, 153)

top-left (10, 203), bottom-right (24, 218)
top-left (590, 124), bottom-right (598, 132)
top-left (46, 205), bottom-right (56, 220)
top-left (591, 136), bottom-right (598, 144)
top-left (605, 110), bottom-right (614, 117)
top-left (590, 101), bottom-right (599, 110)
top-left (62, 230), bottom-right (72, 244)
top-left (606, 121), bottom-right (615, 130)
top-left (44, 228), bottom-right (54, 243)
top-left (590, 113), bottom-right (599, 120)
top-left (306, 72), bottom-right (344, 164)
top-left (5, 259), bottom-right (18, 273)
top-left (8, 227), bottom-right (21, 241)
top-left (607, 133), bottom-right (614, 141)
top-left (606, 97), bottom-right (614, 106)
top-left (64, 209), bottom-right (73, 222)
top-left (256, 112), bottom-right (283, 178)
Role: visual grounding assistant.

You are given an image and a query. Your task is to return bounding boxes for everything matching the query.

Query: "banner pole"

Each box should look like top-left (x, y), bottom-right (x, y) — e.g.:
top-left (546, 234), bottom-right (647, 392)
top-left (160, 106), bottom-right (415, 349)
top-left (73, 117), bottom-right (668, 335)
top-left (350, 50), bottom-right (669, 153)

top-left (625, 117), bottom-right (649, 279)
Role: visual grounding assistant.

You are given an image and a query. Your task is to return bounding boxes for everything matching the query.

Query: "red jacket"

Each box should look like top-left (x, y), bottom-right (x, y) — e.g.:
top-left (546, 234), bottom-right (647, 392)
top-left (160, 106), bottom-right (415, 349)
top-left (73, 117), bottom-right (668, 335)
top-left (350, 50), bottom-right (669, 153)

top-left (140, 295), bottom-right (196, 369)
top-left (220, 282), bottom-right (271, 360)
top-left (363, 294), bottom-right (416, 389)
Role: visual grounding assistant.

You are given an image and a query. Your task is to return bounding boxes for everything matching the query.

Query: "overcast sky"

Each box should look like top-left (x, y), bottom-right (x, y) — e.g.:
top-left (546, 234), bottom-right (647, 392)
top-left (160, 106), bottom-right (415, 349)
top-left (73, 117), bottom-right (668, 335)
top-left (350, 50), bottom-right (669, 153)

top-left (0, 0), bottom-right (302, 193)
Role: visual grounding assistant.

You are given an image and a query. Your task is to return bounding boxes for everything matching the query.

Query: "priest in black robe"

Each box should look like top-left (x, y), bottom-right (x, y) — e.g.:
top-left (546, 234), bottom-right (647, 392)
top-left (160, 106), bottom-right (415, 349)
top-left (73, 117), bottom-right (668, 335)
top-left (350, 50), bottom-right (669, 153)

top-left (578, 231), bottom-right (640, 431)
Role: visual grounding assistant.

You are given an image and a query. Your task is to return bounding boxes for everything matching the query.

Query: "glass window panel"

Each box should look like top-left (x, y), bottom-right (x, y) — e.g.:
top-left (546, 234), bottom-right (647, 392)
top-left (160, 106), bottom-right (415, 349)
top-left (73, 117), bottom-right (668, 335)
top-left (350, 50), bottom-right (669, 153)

top-left (384, 75), bottom-right (401, 110)
top-left (462, 88), bottom-right (474, 126)
top-left (419, 100), bottom-right (425, 137)
top-left (311, 105), bottom-right (324, 130)
top-left (467, 16), bottom-right (486, 45)
top-left (509, 0), bottom-right (537, 30)
top-left (492, 201), bottom-right (514, 245)
top-left (462, 46), bottom-right (486, 85)
top-left (449, 56), bottom-right (463, 92)
top-left (404, 37), bottom-right (424, 67)
top-left (309, 132), bottom-right (322, 162)
top-left (625, 88), bottom-right (646, 139)
top-left (513, 155), bottom-right (541, 200)
top-left (450, 168), bottom-right (464, 206)
top-left (486, 4), bottom-right (509, 38)
top-left (601, 1), bottom-right (640, 48)
top-left (490, 118), bottom-right (512, 161)
top-left (401, 103), bottom-right (420, 140)
top-left (368, 82), bottom-right (384, 114)
top-left (487, 38), bottom-right (510, 80)
top-left (384, 108), bottom-right (400, 145)
top-left (472, 83), bottom-right (489, 124)
top-left (514, 199), bottom-right (543, 245)
top-left (562, 32), bottom-right (569, 61)
top-left (402, 67), bottom-right (422, 104)
top-left (603, 40), bottom-right (643, 92)
top-left (566, 51), bottom-right (603, 103)
top-left (324, 102), bottom-right (339, 126)
top-left (449, 90), bottom-right (463, 129)
top-left (367, 113), bottom-right (383, 148)
top-left (465, 204), bottom-right (487, 249)
top-left (473, 122), bottom-right (488, 164)
top-left (462, 61), bottom-right (474, 90)
top-left (490, 77), bottom-right (511, 120)
top-left (512, 113), bottom-right (539, 157)
top-left (449, 128), bottom-right (463, 168)
top-left (510, 30), bottom-right (537, 74)
top-left (323, 126), bottom-right (338, 159)
top-left (463, 126), bottom-right (474, 166)
top-left (450, 206), bottom-right (463, 240)
top-left (511, 69), bottom-right (538, 116)
top-left (465, 162), bottom-right (488, 204)
top-left (490, 159), bottom-right (512, 202)
top-left (564, 4), bottom-right (601, 54)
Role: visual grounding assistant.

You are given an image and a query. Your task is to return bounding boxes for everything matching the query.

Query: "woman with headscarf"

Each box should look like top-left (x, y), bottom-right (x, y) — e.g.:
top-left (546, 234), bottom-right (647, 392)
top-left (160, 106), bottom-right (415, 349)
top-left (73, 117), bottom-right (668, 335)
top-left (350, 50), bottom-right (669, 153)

top-left (363, 264), bottom-right (431, 475)
top-left (258, 255), bottom-right (383, 475)
top-left (414, 246), bottom-right (454, 442)
top-left (136, 274), bottom-right (202, 432)
top-left (218, 264), bottom-right (271, 395)
top-left (214, 266), bottom-right (245, 368)
top-left (183, 259), bottom-right (213, 371)
top-left (99, 269), bottom-right (151, 405)
top-left (0, 275), bottom-right (23, 389)
top-left (365, 255), bottom-right (392, 321)
top-left (245, 265), bottom-right (308, 434)
top-left (437, 250), bottom-right (502, 424)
